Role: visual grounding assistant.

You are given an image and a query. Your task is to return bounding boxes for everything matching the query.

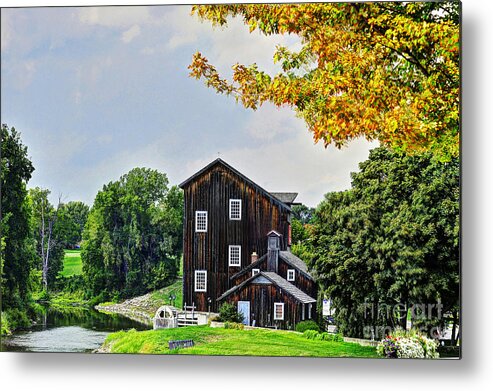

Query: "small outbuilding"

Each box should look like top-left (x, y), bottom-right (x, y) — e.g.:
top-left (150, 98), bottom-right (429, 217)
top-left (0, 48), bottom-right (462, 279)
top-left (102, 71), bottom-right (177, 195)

top-left (217, 271), bottom-right (316, 329)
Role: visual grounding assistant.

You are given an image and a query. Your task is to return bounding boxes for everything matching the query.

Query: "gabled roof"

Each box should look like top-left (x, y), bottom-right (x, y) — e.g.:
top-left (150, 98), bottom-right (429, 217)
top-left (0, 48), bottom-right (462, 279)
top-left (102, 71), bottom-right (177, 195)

top-left (279, 251), bottom-right (314, 279)
top-left (230, 251), bottom-right (314, 282)
top-left (230, 253), bottom-right (268, 281)
top-left (270, 192), bottom-right (299, 205)
top-left (179, 158), bottom-right (291, 211)
top-left (262, 272), bottom-right (316, 303)
top-left (218, 271), bottom-right (316, 304)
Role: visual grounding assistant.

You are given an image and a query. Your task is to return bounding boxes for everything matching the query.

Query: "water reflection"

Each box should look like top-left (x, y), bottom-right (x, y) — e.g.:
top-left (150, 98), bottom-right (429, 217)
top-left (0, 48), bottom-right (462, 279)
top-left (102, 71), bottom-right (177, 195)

top-left (1, 306), bottom-right (149, 353)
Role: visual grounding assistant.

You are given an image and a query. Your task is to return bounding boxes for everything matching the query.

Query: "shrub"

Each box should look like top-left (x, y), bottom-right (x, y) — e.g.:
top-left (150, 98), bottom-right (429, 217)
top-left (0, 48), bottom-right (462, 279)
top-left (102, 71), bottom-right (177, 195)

top-left (302, 329), bottom-right (344, 342)
top-left (37, 289), bottom-right (51, 302)
top-left (217, 303), bottom-right (244, 323)
top-left (396, 338), bottom-right (425, 358)
top-left (416, 334), bottom-right (440, 358)
top-left (332, 334), bottom-right (344, 342)
top-left (377, 329), bottom-right (439, 359)
top-left (1, 312), bottom-right (12, 336)
top-left (295, 320), bottom-right (320, 333)
top-left (87, 292), bottom-right (107, 307)
top-left (224, 322), bottom-right (245, 330)
top-left (377, 336), bottom-right (398, 358)
top-left (2, 308), bottom-right (31, 332)
top-left (303, 330), bottom-right (319, 340)
top-left (319, 332), bottom-right (343, 342)
top-left (54, 275), bottom-right (85, 293)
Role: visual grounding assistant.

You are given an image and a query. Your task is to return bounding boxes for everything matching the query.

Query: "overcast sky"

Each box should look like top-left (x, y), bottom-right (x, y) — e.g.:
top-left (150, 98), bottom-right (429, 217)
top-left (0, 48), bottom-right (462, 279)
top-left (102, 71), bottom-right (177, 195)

top-left (1, 5), bottom-right (378, 207)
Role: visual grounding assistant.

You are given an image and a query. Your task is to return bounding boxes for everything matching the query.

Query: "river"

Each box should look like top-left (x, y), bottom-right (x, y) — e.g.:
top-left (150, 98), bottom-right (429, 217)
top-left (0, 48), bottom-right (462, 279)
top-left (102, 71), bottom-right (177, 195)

top-left (1, 306), bottom-right (150, 353)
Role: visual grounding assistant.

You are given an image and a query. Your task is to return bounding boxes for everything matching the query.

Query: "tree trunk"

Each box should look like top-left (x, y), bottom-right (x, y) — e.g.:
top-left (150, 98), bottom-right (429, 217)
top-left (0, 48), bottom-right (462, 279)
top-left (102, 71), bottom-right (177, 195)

top-left (40, 200), bottom-right (47, 290)
top-left (41, 195), bottom-right (62, 292)
top-left (43, 220), bottom-right (54, 291)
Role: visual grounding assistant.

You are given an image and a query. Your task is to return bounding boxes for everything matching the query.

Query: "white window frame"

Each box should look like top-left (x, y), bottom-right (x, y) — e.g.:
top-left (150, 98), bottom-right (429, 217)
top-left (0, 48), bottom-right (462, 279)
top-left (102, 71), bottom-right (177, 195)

top-left (195, 211), bottom-right (207, 232)
top-left (287, 269), bottom-right (295, 282)
top-left (194, 270), bottom-right (207, 292)
top-left (252, 268), bottom-right (260, 276)
top-left (274, 302), bottom-right (285, 320)
top-left (229, 199), bottom-right (242, 220)
top-left (229, 245), bottom-right (241, 267)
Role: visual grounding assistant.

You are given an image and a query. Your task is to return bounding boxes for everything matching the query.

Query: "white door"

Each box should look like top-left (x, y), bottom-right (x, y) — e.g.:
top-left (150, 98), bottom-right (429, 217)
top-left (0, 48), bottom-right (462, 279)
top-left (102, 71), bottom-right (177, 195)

top-left (237, 301), bottom-right (250, 326)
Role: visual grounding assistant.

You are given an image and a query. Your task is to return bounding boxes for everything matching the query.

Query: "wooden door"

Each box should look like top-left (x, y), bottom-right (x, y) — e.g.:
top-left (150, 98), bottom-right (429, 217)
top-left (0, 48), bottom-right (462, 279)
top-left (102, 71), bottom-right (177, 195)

top-left (237, 301), bottom-right (250, 326)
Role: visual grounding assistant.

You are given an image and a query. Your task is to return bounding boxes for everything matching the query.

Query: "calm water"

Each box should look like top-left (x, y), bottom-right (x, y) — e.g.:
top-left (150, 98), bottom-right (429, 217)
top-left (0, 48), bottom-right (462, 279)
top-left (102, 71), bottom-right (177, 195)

top-left (1, 307), bottom-right (150, 353)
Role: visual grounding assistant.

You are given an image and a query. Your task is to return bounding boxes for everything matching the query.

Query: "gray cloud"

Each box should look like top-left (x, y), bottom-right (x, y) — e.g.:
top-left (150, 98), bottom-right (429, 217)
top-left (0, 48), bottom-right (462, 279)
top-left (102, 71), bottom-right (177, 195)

top-left (3, 5), bottom-right (377, 209)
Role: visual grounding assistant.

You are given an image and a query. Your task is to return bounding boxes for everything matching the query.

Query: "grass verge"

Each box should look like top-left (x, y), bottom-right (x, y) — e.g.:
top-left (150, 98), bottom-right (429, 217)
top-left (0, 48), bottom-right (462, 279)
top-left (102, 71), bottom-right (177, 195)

top-left (101, 325), bottom-right (378, 358)
top-left (61, 250), bottom-right (82, 277)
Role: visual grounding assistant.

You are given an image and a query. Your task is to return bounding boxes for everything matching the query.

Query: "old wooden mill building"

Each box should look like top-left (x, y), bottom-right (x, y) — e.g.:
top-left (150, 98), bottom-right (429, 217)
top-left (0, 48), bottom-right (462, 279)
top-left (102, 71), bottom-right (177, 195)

top-left (179, 158), bottom-right (317, 329)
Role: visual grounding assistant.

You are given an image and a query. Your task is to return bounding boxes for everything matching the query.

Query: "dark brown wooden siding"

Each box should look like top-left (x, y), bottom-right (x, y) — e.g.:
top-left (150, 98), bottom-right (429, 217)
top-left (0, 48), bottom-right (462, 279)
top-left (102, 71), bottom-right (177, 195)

top-left (277, 259), bottom-right (317, 300)
top-left (182, 164), bottom-right (291, 312)
top-left (219, 282), bottom-right (314, 329)
top-left (230, 258), bottom-right (268, 286)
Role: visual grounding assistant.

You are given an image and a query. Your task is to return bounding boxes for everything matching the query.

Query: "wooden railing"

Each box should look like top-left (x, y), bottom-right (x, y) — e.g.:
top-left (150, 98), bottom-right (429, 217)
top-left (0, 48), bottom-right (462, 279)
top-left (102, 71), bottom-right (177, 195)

top-left (176, 303), bottom-right (198, 327)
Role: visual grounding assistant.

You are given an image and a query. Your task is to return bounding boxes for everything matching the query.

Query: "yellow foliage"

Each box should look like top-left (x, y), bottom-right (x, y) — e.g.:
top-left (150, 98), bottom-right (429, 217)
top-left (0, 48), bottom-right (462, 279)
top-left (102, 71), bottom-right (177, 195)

top-left (188, 2), bottom-right (460, 160)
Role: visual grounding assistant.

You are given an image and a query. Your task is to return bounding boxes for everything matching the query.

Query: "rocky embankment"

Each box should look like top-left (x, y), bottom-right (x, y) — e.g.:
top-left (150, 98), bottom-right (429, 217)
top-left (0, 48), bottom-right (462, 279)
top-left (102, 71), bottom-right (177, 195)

top-left (95, 292), bottom-right (161, 327)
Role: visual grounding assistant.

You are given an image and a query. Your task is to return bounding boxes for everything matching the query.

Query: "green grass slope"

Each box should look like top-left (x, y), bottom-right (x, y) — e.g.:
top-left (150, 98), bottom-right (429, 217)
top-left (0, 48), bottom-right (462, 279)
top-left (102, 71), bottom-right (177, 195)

top-left (61, 250), bottom-right (82, 277)
top-left (102, 326), bottom-right (378, 358)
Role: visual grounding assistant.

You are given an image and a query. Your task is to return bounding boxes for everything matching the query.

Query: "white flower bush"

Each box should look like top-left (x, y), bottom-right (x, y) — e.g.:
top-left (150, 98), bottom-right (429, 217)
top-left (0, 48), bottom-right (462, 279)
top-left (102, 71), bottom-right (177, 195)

top-left (377, 329), bottom-right (440, 359)
top-left (396, 338), bottom-right (425, 358)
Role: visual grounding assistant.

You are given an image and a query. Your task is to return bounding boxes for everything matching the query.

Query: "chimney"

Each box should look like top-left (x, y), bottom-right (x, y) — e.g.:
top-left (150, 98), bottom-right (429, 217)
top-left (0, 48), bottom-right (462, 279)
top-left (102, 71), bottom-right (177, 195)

top-left (251, 252), bottom-right (258, 264)
top-left (267, 231), bottom-right (280, 273)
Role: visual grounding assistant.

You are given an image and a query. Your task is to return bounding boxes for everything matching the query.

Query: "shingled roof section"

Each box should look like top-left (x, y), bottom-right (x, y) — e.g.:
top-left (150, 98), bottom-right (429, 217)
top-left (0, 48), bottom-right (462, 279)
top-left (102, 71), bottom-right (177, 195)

top-left (218, 271), bottom-right (316, 304)
top-left (230, 253), bottom-right (268, 281)
top-left (270, 192), bottom-right (299, 204)
top-left (262, 272), bottom-right (316, 304)
top-left (279, 251), bottom-right (314, 279)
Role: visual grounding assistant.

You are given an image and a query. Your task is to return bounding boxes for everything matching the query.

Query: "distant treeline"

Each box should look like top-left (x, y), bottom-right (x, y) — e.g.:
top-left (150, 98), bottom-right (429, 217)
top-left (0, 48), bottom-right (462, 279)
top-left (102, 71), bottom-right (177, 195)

top-left (82, 167), bottom-right (183, 301)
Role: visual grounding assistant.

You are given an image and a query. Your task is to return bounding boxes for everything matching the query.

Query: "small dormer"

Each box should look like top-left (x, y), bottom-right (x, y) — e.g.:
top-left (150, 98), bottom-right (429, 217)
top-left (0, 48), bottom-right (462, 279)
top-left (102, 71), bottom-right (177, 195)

top-left (267, 230), bottom-right (281, 251)
top-left (267, 231), bottom-right (281, 273)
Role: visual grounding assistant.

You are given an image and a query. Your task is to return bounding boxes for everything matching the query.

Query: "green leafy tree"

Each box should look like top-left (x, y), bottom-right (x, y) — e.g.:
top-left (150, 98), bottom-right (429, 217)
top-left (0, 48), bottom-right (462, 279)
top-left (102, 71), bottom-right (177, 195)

top-left (290, 204), bottom-right (315, 262)
top-left (291, 204), bottom-right (315, 225)
top-left (28, 187), bottom-right (65, 291)
top-left (81, 168), bottom-right (183, 300)
top-left (1, 124), bottom-right (35, 320)
top-left (308, 147), bottom-right (459, 342)
top-left (290, 204), bottom-right (315, 245)
top-left (189, 2), bottom-right (460, 160)
top-left (57, 201), bottom-right (90, 249)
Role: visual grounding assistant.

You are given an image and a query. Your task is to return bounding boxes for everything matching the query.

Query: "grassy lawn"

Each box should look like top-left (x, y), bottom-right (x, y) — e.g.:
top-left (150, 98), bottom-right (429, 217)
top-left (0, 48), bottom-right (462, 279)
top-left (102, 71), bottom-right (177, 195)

top-left (61, 249), bottom-right (82, 277)
top-left (102, 325), bottom-right (379, 358)
top-left (150, 279), bottom-right (183, 310)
